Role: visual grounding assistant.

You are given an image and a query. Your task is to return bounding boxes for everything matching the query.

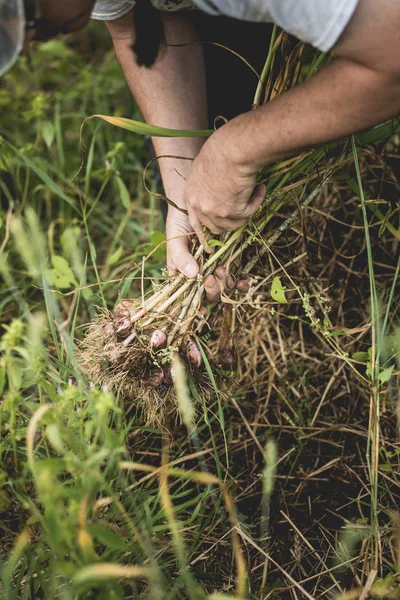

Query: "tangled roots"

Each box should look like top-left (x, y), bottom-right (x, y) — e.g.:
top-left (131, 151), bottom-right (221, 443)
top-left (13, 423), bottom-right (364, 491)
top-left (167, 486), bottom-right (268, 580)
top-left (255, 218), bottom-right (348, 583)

top-left (77, 305), bottom-right (230, 427)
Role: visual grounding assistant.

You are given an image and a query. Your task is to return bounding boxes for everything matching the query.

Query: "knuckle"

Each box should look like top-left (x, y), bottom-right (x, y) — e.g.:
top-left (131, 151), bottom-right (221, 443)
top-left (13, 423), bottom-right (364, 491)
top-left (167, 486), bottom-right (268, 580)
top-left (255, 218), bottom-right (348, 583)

top-left (188, 216), bottom-right (198, 230)
top-left (188, 195), bottom-right (199, 210)
top-left (217, 208), bottom-right (231, 219)
top-left (205, 281), bottom-right (218, 296)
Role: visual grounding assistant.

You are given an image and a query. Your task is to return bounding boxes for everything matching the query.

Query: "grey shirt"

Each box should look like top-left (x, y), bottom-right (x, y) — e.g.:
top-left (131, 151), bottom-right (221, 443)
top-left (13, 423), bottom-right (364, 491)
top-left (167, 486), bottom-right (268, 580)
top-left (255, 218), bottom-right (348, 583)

top-left (92, 0), bottom-right (196, 21)
top-left (92, 0), bottom-right (359, 51)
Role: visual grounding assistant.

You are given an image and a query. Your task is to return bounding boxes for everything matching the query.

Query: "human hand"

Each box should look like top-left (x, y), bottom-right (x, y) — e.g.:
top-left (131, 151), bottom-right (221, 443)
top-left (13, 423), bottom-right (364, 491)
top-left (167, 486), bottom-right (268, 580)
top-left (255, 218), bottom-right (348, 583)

top-left (185, 124), bottom-right (266, 239)
top-left (203, 266), bottom-right (249, 303)
top-left (161, 134), bottom-right (253, 300)
top-left (166, 205), bottom-right (199, 278)
top-left (166, 208), bottom-right (249, 303)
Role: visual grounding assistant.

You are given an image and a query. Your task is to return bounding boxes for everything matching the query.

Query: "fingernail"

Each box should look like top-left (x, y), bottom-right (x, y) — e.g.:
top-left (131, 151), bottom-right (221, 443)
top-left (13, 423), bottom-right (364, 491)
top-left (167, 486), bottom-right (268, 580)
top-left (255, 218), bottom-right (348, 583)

top-left (183, 262), bottom-right (198, 278)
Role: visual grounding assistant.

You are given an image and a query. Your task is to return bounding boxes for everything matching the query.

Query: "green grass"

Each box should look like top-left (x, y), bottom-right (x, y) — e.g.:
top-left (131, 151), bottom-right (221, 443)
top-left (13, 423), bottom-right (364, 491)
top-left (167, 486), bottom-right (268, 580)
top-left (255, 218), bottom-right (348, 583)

top-left (1, 25), bottom-right (399, 600)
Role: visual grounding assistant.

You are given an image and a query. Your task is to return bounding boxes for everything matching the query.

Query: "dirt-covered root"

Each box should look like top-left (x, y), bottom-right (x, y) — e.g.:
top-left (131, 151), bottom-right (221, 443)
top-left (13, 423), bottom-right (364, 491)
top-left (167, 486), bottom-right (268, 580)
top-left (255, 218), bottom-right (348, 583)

top-left (76, 308), bottom-right (229, 427)
top-left (122, 370), bottom-right (215, 427)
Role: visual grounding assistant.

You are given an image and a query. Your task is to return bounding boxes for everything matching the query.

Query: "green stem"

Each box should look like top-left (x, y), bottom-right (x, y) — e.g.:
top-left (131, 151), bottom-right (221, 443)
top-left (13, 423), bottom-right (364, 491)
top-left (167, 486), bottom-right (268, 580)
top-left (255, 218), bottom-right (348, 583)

top-left (253, 25), bottom-right (279, 107)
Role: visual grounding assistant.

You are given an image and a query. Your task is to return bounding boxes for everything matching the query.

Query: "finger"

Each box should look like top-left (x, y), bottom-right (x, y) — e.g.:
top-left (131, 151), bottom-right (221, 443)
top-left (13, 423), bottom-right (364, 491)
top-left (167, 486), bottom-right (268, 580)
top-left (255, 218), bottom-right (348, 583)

top-left (207, 212), bottom-right (248, 232)
top-left (167, 230), bottom-right (199, 278)
top-left (204, 274), bottom-right (222, 303)
top-left (186, 194), bottom-right (225, 237)
top-left (187, 208), bottom-right (215, 253)
top-left (243, 183), bottom-right (266, 218)
top-left (236, 279), bottom-right (250, 293)
top-left (197, 215), bottom-right (225, 235)
top-left (211, 219), bottom-right (243, 233)
top-left (221, 221), bottom-right (246, 232)
top-left (198, 210), bottom-right (246, 233)
top-left (214, 266), bottom-right (227, 288)
top-left (214, 266), bottom-right (235, 290)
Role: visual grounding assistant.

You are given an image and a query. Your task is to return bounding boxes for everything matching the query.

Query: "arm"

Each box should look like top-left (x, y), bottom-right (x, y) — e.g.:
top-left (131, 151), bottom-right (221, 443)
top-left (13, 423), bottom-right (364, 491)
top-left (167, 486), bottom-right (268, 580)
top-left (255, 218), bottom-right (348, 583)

top-left (106, 10), bottom-right (208, 277)
top-left (184, 0), bottom-right (400, 236)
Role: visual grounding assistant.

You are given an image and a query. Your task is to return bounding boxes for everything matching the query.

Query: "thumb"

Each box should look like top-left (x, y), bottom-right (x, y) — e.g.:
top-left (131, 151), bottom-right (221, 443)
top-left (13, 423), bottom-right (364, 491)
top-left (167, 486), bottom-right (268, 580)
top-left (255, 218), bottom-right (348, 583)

top-left (166, 217), bottom-right (199, 278)
top-left (244, 183), bottom-right (266, 217)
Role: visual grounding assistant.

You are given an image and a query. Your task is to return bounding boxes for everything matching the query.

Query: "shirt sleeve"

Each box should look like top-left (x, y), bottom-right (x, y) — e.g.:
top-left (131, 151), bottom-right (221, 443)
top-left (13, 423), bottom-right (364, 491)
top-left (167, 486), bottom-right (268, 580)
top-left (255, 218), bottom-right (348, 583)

top-left (192, 0), bottom-right (360, 51)
top-left (91, 1), bottom-right (136, 21)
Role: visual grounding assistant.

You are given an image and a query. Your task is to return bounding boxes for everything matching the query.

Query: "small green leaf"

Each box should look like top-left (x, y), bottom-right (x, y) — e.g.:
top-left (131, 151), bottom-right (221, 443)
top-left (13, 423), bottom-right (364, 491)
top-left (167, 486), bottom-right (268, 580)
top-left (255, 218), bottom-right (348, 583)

top-left (0, 360), bottom-right (5, 397)
top-left (270, 276), bottom-right (288, 304)
top-left (26, 515), bottom-right (40, 526)
top-left (372, 574), bottom-right (398, 595)
top-left (34, 459), bottom-right (66, 477)
top-left (325, 330), bottom-right (345, 338)
top-left (366, 361), bottom-right (372, 378)
top-left (88, 523), bottom-right (127, 551)
top-left (45, 255), bottom-right (78, 289)
top-left (378, 206), bottom-right (393, 238)
top-left (8, 358), bottom-right (22, 390)
top-left (379, 464), bottom-right (392, 473)
top-left (41, 120), bottom-right (55, 150)
top-left (207, 239), bottom-right (225, 248)
top-left (46, 424), bottom-right (65, 454)
top-left (61, 226), bottom-right (80, 256)
top-left (141, 231), bottom-right (166, 262)
top-left (51, 255), bottom-right (69, 272)
top-left (0, 490), bottom-right (11, 513)
top-left (38, 39), bottom-right (75, 58)
top-left (323, 316), bottom-right (330, 331)
top-left (107, 246), bottom-right (123, 266)
top-left (352, 351), bottom-right (370, 362)
top-left (114, 175), bottom-right (130, 210)
top-left (378, 364), bottom-right (394, 384)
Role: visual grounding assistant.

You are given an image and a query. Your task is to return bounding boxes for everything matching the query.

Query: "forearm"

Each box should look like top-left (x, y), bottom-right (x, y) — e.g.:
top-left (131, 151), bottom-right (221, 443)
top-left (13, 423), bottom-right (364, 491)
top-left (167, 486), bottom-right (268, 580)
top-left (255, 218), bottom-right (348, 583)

top-left (108, 11), bottom-right (208, 204)
top-left (226, 57), bottom-right (400, 173)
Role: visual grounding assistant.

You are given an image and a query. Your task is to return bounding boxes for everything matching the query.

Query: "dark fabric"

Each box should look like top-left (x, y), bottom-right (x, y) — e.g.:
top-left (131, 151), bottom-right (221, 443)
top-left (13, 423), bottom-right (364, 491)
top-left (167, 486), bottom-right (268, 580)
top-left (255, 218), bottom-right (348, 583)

top-left (132, 0), bottom-right (163, 66)
top-left (193, 14), bottom-right (274, 123)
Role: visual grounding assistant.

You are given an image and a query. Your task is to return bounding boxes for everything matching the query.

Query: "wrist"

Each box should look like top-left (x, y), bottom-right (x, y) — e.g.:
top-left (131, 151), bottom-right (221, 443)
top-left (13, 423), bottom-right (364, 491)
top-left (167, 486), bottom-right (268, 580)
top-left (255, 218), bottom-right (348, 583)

top-left (160, 161), bottom-right (191, 210)
top-left (154, 138), bottom-right (205, 206)
top-left (219, 112), bottom-right (266, 176)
